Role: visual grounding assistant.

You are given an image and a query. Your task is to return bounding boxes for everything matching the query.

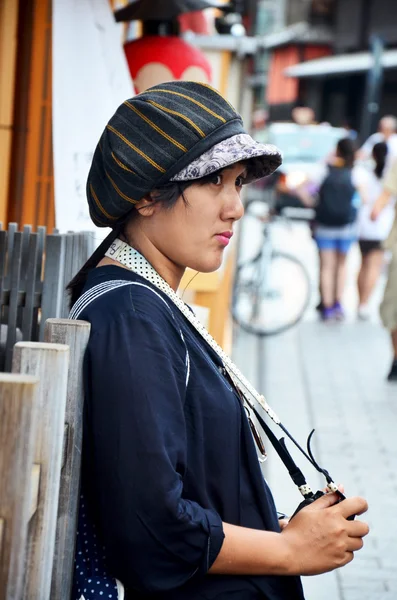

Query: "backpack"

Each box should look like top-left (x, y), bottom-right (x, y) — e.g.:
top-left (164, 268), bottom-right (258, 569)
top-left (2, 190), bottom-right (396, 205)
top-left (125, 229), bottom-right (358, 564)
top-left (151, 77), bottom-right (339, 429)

top-left (316, 166), bottom-right (357, 226)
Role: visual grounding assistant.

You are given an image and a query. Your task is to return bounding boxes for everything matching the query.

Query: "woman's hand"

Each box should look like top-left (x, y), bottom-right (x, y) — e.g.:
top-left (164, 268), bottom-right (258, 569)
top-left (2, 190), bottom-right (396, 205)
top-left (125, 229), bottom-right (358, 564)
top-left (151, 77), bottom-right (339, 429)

top-left (371, 189), bottom-right (393, 221)
top-left (281, 493), bottom-right (369, 576)
top-left (210, 493), bottom-right (368, 577)
top-left (371, 204), bottom-right (382, 221)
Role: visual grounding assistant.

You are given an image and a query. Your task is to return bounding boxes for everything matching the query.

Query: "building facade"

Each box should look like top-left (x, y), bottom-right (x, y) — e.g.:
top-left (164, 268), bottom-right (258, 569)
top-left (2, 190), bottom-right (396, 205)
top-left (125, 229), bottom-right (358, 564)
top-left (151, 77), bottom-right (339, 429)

top-left (265, 0), bottom-right (397, 140)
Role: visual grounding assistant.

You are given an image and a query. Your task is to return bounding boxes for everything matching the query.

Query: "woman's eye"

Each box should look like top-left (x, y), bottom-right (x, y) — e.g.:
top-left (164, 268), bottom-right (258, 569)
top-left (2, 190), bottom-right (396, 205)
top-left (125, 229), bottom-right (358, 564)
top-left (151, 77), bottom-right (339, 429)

top-left (210, 174), bottom-right (222, 185)
top-left (235, 176), bottom-right (245, 188)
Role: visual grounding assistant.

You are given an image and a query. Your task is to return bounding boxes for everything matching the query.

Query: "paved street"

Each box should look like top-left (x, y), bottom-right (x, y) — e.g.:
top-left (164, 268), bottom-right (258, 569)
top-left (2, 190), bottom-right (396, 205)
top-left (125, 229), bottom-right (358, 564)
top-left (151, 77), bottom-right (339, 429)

top-left (233, 220), bottom-right (397, 600)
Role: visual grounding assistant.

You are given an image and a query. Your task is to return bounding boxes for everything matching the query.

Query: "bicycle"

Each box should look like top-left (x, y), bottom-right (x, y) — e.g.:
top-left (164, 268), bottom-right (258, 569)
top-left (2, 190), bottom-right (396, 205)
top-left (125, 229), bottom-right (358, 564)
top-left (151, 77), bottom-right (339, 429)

top-left (232, 205), bottom-right (312, 337)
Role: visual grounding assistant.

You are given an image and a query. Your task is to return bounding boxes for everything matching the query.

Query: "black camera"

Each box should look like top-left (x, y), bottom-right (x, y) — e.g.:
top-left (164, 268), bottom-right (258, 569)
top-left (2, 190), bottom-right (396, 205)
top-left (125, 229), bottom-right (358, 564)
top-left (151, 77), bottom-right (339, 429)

top-left (290, 489), bottom-right (355, 521)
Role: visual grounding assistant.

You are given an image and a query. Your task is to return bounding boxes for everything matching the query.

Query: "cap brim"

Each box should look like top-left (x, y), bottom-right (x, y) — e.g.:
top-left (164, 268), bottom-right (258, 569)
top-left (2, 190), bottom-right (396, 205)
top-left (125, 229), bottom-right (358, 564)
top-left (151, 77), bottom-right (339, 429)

top-left (170, 133), bottom-right (282, 184)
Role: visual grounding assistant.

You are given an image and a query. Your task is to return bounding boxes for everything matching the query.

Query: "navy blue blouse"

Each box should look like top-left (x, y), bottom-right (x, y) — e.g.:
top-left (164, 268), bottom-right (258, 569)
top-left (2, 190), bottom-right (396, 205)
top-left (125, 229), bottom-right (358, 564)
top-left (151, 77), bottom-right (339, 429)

top-left (73, 265), bottom-right (304, 600)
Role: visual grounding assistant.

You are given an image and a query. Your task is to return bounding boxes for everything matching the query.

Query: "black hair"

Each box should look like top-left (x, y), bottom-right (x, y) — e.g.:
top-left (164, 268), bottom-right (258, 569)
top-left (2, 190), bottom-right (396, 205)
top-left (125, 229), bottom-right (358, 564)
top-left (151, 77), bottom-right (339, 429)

top-left (372, 141), bottom-right (388, 179)
top-left (336, 137), bottom-right (356, 169)
top-left (66, 180), bottom-right (192, 307)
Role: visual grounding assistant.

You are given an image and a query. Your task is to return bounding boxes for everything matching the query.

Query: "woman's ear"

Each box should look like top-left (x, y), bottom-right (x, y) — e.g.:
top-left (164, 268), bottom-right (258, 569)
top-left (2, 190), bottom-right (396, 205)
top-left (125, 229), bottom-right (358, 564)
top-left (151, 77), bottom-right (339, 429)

top-left (135, 195), bottom-right (156, 217)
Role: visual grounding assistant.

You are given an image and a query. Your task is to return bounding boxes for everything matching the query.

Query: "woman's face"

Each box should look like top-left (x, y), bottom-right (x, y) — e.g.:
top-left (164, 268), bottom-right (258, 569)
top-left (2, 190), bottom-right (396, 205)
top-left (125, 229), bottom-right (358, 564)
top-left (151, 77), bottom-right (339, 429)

top-left (138, 162), bottom-right (246, 277)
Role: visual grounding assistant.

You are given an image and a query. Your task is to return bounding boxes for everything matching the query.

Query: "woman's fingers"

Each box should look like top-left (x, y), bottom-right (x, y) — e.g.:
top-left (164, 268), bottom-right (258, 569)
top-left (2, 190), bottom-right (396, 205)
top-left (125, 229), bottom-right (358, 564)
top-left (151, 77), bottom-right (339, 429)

top-left (347, 536), bottom-right (364, 552)
top-left (300, 493), bottom-right (369, 523)
top-left (336, 495), bottom-right (368, 518)
top-left (346, 519), bottom-right (370, 538)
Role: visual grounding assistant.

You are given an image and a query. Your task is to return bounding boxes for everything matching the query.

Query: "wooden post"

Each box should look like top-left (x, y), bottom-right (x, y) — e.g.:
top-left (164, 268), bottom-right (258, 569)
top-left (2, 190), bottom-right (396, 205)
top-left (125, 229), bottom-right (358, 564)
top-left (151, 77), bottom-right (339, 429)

top-left (0, 373), bottom-right (39, 600)
top-left (16, 0), bottom-right (54, 230)
top-left (12, 341), bottom-right (69, 600)
top-left (0, 0), bottom-right (19, 225)
top-left (44, 318), bottom-right (91, 600)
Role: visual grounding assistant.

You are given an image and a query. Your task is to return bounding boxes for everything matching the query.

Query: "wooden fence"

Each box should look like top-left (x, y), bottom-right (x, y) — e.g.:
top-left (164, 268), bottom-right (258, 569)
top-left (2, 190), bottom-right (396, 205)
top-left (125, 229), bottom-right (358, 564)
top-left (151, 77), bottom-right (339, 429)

top-left (0, 223), bottom-right (95, 598)
top-left (0, 223), bottom-right (96, 372)
top-left (0, 318), bottom-right (90, 600)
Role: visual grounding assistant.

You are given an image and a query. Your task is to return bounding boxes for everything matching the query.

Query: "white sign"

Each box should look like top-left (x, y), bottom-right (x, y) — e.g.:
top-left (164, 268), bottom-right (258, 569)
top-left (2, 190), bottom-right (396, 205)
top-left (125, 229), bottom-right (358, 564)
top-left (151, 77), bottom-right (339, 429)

top-left (52, 0), bottom-right (134, 232)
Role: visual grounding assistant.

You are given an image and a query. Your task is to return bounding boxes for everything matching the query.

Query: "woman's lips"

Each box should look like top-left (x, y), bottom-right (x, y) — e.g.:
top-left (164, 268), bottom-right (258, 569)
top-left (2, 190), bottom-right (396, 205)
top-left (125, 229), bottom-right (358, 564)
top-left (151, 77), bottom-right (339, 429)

top-left (215, 232), bottom-right (233, 246)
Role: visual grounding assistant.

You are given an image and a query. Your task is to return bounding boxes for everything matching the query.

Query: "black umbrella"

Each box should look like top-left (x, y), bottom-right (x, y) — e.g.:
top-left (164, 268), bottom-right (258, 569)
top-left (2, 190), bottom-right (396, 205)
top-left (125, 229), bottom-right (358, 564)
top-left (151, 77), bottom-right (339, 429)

top-left (114, 0), bottom-right (233, 23)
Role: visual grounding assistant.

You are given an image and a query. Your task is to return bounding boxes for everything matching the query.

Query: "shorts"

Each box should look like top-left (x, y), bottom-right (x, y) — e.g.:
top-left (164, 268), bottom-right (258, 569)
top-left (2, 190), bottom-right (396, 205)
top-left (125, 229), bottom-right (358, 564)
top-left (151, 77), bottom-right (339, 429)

top-left (359, 240), bottom-right (383, 255)
top-left (315, 237), bottom-right (354, 254)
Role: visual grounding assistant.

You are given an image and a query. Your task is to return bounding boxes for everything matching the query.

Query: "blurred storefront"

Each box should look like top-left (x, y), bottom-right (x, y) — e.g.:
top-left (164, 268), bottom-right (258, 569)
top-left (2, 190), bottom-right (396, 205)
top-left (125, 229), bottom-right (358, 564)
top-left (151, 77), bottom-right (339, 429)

top-left (268, 0), bottom-right (397, 139)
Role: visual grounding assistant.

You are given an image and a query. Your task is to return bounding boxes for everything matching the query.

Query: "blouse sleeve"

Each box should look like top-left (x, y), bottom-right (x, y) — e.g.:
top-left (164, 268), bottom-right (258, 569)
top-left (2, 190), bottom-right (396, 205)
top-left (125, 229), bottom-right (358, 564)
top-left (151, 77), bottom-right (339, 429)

top-left (84, 306), bottom-right (224, 592)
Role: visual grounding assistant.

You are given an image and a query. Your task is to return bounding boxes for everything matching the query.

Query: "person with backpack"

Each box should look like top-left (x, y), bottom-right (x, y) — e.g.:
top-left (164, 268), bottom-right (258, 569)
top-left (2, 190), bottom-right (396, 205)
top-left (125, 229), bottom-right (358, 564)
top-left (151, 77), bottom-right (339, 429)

top-left (356, 142), bottom-right (396, 320)
top-left (313, 138), bottom-right (363, 321)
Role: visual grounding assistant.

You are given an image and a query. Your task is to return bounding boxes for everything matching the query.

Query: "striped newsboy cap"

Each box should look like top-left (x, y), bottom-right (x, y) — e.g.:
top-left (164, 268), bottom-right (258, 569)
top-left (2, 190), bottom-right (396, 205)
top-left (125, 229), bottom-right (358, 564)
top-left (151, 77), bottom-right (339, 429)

top-left (87, 80), bottom-right (282, 227)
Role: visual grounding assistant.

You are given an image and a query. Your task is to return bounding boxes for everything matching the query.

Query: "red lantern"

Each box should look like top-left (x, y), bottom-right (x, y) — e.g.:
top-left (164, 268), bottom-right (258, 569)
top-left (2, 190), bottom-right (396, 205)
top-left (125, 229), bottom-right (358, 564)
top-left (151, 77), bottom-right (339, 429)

top-left (124, 35), bottom-right (212, 94)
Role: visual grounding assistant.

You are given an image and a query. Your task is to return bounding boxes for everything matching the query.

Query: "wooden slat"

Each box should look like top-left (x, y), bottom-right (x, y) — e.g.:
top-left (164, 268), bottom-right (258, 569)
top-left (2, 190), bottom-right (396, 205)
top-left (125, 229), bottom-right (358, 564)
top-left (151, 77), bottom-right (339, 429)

top-left (32, 226), bottom-right (46, 341)
top-left (60, 234), bottom-right (75, 318)
top-left (5, 231), bottom-right (22, 371)
top-left (0, 373), bottom-right (39, 600)
top-left (21, 233), bottom-right (39, 341)
top-left (45, 318), bottom-right (91, 600)
top-left (35, 226), bottom-right (46, 285)
top-left (12, 341), bottom-right (69, 600)
top-left (19, 225), bottom-right (32, 291)
top-left (4, 223), bottom-right (17, 287)
top-left (59, 231), bottom-right (94, 318)
top-left (16, 226), bottom-right (32, 331)
top-left (39, 233), bottom-right (65, 339)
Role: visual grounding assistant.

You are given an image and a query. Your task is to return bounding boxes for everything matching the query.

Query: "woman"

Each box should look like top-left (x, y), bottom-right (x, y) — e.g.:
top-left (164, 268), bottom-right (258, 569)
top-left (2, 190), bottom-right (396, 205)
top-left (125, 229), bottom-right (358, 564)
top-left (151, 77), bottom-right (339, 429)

top-left (371, 156), bottom-right (397, 381)
top-left (69, 82), bottom-right (368, 600)
top-left (313, 138), bottom-right (362, 321)
top-left (357, 142), bottom-right (395, 319)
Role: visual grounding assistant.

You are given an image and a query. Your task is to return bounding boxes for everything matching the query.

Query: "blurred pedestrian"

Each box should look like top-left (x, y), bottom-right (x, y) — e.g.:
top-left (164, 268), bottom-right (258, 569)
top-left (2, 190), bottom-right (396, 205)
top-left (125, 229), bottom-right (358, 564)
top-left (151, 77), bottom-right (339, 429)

top-left (66, 81), bottom-right (369, 599)
top-left (357, 142), bottom-right (396, 319)
top-left (358, 115), bottom-right (397, 161)
top-left (313, 138), bottom-right (363, 321)
top-left (342, 118), bottom-right (358, 141)
top-left (371, 157), bottom-right (397, 381)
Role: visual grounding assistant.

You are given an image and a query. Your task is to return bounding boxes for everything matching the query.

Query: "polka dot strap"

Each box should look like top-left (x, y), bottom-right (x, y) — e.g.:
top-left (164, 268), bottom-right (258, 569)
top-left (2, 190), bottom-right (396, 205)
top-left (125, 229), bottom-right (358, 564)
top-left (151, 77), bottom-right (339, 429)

top-left (105, 238), bottom-right (281, 426)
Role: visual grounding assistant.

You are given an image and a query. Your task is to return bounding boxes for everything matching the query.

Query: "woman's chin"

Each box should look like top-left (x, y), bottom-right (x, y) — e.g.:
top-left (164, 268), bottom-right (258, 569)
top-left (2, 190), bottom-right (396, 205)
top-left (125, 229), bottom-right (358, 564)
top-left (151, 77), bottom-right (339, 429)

top-left (199, 258), bottom-right (224, 273)
top-left (185, 249), bottom-right (226, 274)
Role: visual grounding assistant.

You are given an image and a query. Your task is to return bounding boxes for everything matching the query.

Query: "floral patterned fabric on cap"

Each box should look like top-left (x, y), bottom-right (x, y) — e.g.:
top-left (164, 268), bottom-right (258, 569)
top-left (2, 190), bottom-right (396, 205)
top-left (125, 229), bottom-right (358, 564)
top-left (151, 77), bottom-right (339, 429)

top-left (170, 133), bottom-right (282, 184)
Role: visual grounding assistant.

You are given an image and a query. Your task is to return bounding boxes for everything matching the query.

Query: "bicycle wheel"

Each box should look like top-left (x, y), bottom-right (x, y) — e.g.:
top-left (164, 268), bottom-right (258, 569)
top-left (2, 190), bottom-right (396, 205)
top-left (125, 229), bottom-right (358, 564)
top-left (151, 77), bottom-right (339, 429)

top-left (232, 251), bottom-right (311, 336)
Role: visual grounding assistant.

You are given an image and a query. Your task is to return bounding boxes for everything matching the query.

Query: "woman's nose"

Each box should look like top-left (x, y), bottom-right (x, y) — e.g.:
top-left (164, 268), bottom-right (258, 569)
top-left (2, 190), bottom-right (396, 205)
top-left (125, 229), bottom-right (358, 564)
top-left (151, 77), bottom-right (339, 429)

top-left (224, 191), bottom-right (245, 222)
